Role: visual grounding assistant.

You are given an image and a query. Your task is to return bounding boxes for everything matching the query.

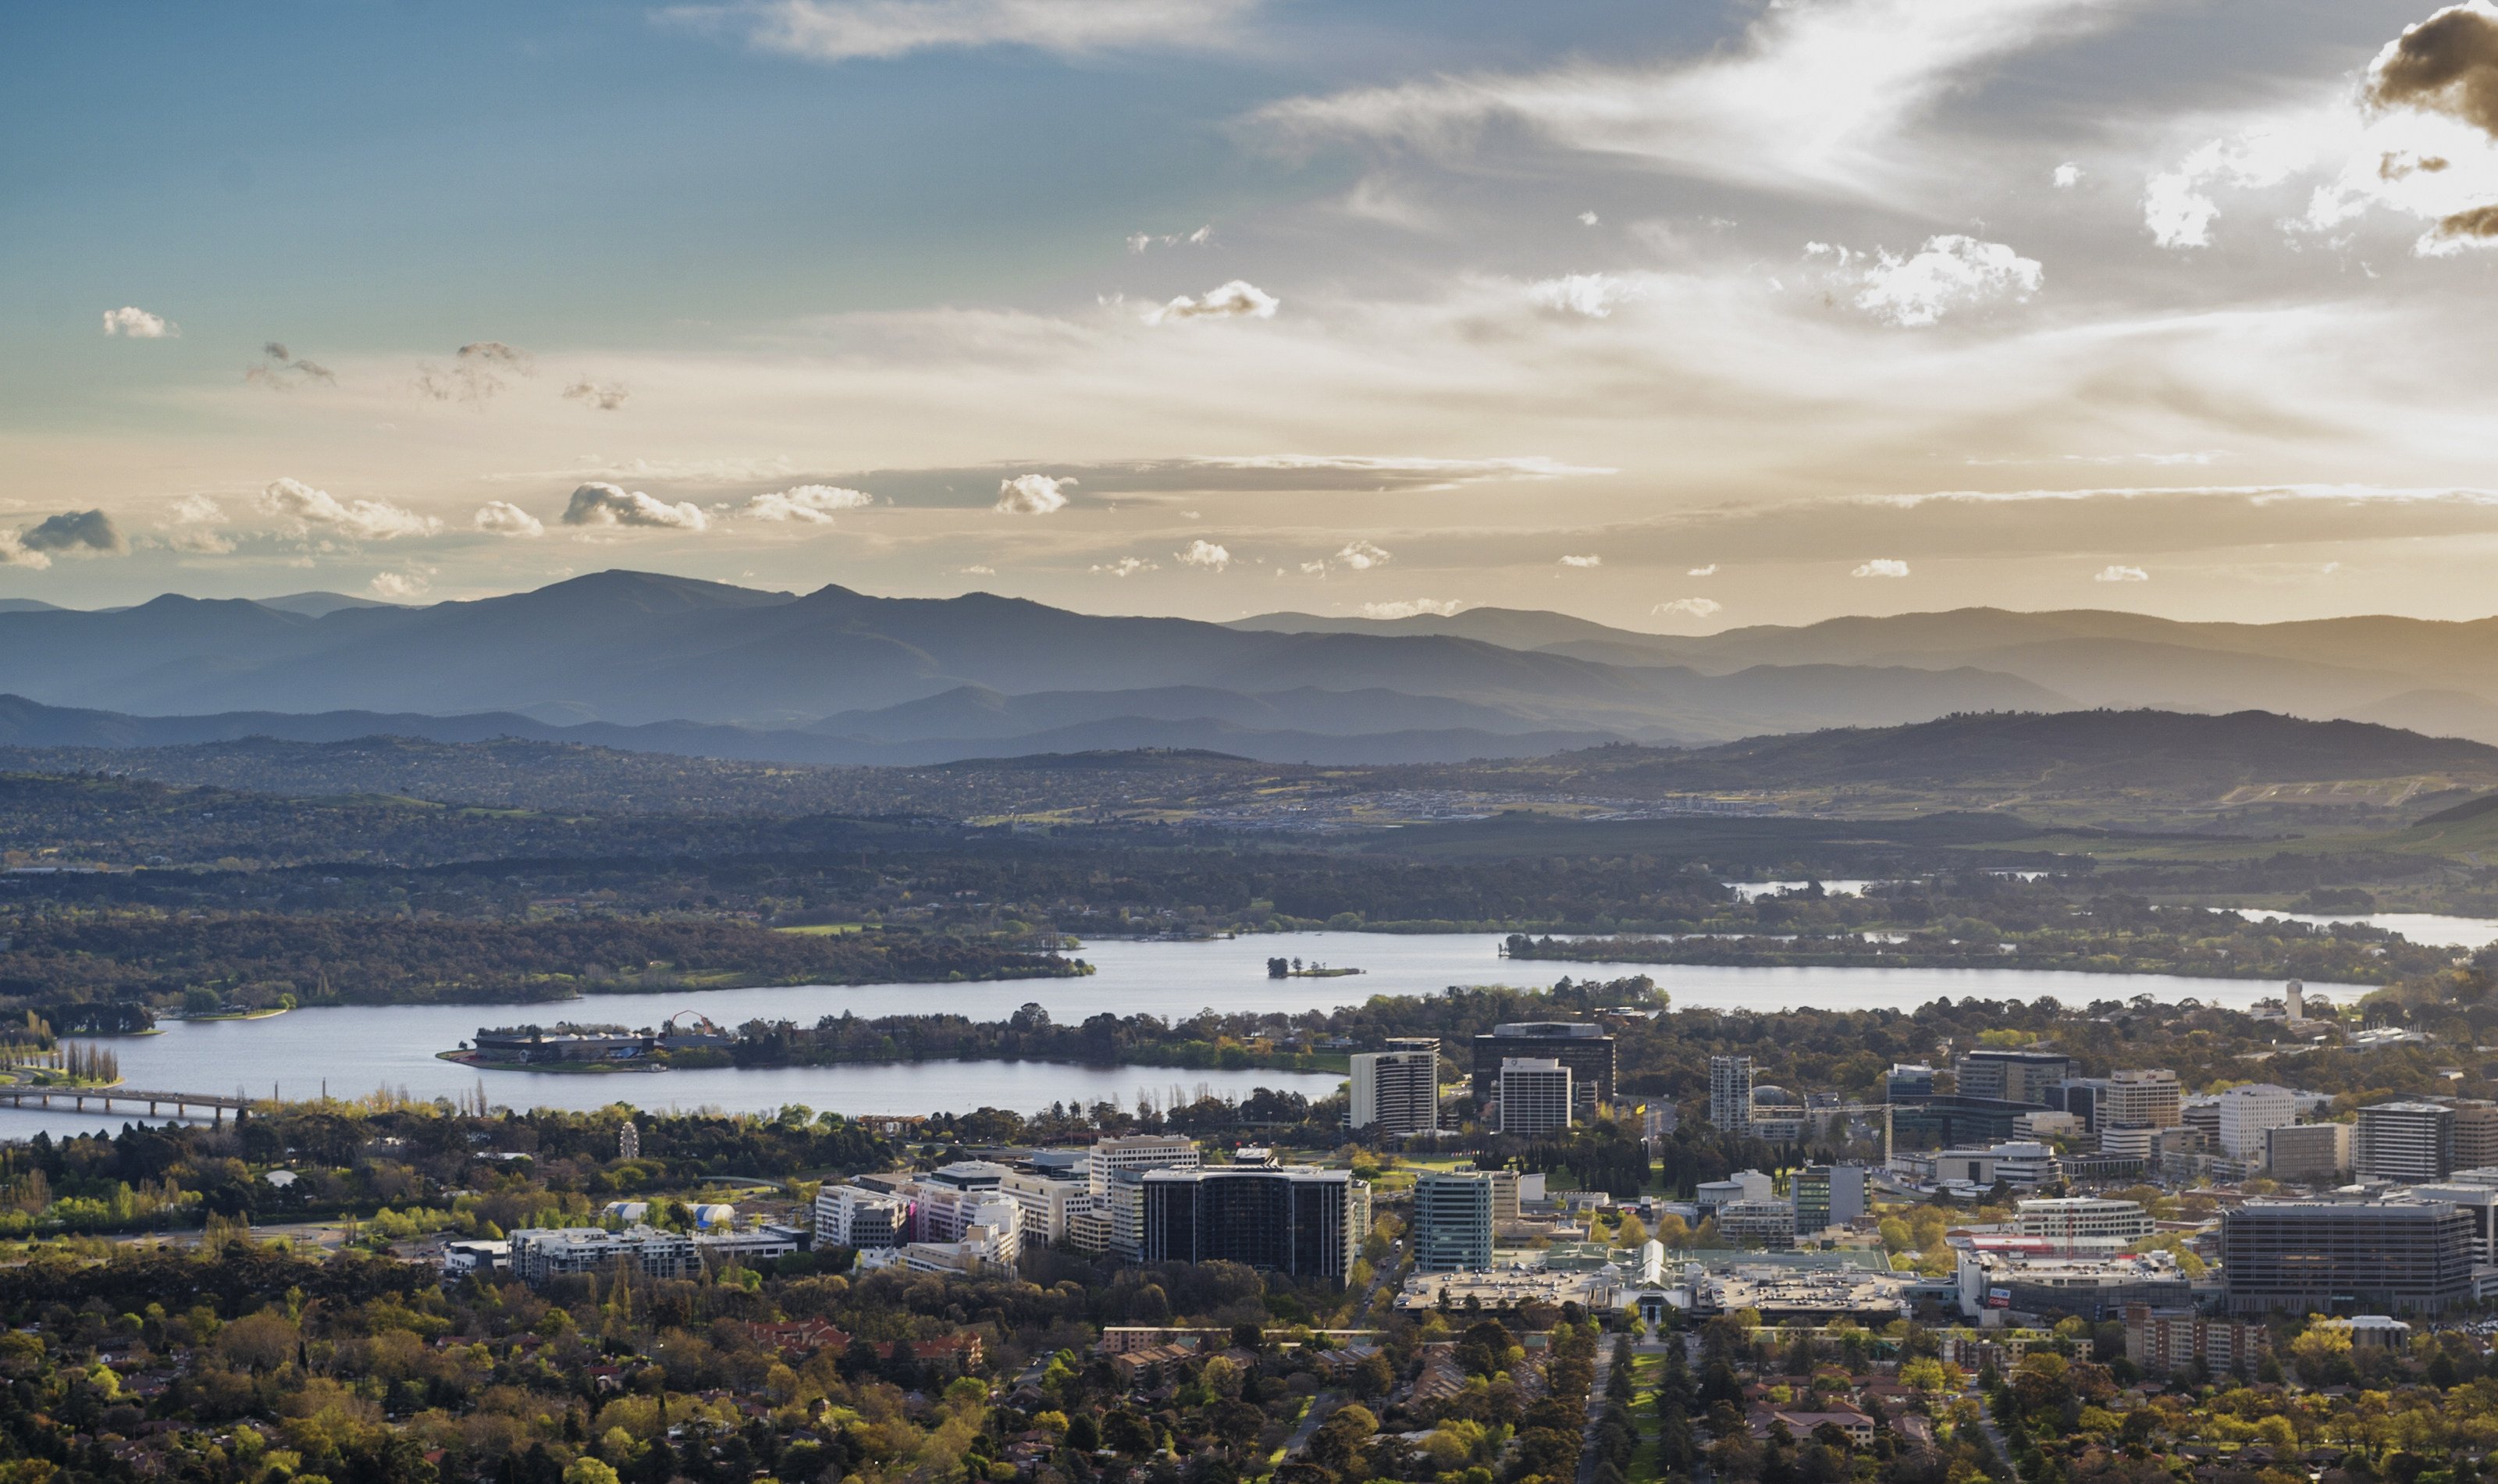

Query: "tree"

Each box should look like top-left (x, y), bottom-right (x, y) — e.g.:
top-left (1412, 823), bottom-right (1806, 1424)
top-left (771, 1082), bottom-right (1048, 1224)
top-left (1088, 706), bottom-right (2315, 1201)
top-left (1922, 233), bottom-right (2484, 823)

top-left (564, 1462), bottom-right (621, 1484)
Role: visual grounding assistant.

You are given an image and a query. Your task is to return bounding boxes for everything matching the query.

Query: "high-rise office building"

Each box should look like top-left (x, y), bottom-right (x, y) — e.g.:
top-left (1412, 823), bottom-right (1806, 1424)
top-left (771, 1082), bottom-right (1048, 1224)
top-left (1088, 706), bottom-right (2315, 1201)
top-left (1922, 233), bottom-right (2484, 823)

top-left (2221, 1200), bottom-right (2475, 1315)
top-left (1792, 1164), bottom-right (1866, 1233)
top-left (1471, 1023), bottom-right (1614, 1114)
top-left (1412, 1169), bottom-right (1496, 1272)
top-left (1499, 1059), bottom-right (1575, 1135)
top-left (1955, 1049), bottom-right (2073, 1105)
top-left (2452, 1101), bottom-right (2498, 1171)
top-left (2216, 1084), bottom-right (2296, 1161)
top-left (1140, 1166), bottom-right (1372, 1286)
top-left (1884, 1064), bottom-right (1937, 1101)
top-left (2265, 1122), bottom-right (2351, 1181)
top-left (2357, 1101), bottom-right (2455, 1183)
top-left (1710, 1055), bottom-right (1756, 1134)
top-left (1350, 1046), bottom-right (1441, 1135)
top-left (1088, 1133), bottom-right (1200, 1194)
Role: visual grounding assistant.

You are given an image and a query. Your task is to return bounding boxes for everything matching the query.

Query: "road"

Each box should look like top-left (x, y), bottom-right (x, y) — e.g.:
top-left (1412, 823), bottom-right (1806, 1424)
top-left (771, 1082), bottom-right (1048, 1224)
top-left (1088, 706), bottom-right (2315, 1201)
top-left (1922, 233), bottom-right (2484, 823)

top-left (1575, 1342), bottom-right (1617, 1484)
top-left (1286, 1393), bottom-right (1344, 1457)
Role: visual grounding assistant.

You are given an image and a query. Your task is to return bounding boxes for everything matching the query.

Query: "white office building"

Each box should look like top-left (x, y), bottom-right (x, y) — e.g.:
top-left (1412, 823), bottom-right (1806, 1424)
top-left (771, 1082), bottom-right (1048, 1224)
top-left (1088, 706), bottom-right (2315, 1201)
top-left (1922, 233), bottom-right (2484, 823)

top-left (2012, 1197), bottom-right (2153, 1254)
top-left (1499, 1058), bottom-right (1575, 1135)
top-left (814, 1185), bottom-right (909, 1249)
top-left (1088, 1134), bottom-right (1200, 1195)
top-left (2218, 1084), bottom-right (2297, 1162)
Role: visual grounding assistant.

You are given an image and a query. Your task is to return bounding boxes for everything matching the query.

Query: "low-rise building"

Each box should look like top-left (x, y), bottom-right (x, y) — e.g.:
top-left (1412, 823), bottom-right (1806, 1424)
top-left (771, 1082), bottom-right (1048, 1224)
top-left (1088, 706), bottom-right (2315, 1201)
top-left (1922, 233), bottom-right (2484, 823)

top-left (2123, 1303), bottom-right (2271, 1376)
top-left (1955, 1239), bottom-right (2190, 1321)
top-left (2011, 1197), bottom-right (2153, 1254)
top-left (1717, 1199), bottom-right (1798, 1249)
top-left (509, 1225), bottom-right (700, 1285)
top-left (1397, 1267), bottom-right (1621, 1315)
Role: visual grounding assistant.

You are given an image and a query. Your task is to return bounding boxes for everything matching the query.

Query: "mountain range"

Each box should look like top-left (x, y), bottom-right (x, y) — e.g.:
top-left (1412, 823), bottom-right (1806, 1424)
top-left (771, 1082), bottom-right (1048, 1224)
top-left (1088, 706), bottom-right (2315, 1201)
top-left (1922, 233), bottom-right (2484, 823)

top-left (1, 571), bottom-right (2494, 766)
top-left (1233, 604), bottom-right (2498, 743)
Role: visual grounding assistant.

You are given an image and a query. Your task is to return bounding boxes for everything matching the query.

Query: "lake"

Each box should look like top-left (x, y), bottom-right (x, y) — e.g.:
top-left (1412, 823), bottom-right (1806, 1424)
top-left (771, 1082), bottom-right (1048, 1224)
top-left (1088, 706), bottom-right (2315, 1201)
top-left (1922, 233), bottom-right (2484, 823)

top-left (2265, 913), bottom-right (2498, 951)
top-left (1, 930), bottom-right (2374, 1139)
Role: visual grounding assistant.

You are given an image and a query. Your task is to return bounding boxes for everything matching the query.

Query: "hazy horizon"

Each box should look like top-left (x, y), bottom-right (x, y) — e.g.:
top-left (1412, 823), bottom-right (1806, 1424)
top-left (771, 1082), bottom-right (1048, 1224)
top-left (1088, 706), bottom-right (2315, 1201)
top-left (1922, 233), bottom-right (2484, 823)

top-left (11, 2), bottom-right (2498, 630)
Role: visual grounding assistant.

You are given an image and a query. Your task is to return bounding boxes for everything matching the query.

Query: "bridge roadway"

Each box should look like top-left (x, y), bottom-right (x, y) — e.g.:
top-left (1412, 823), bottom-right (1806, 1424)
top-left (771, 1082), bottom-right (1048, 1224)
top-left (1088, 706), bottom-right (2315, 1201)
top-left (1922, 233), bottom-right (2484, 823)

top-left (0, 1085), bottom-right (251, 1122)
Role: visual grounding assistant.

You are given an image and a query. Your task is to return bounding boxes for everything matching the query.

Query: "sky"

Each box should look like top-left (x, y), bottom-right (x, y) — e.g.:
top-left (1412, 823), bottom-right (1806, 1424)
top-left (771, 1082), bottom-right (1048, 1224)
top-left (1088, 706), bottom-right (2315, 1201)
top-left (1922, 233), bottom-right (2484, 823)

top-left (9, 0), bottom-right (2498, 631)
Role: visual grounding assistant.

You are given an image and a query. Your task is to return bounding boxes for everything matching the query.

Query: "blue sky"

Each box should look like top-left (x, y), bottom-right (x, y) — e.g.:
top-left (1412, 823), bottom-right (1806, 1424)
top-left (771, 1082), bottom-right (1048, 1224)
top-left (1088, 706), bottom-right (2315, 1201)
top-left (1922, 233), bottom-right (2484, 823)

top-left (7, 0), bottom-right (2498, 626)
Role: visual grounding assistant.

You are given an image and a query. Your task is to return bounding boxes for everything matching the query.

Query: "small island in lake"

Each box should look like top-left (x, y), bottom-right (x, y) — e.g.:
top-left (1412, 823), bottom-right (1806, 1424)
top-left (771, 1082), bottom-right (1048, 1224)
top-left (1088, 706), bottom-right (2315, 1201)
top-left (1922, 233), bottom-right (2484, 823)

top-left (1265, 956), bottom-right (1362, 979)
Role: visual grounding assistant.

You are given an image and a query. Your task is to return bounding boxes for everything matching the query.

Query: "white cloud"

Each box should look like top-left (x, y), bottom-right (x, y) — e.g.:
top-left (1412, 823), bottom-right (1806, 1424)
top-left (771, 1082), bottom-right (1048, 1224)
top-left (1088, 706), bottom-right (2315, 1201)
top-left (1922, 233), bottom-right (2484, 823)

top-left (1129, 225), bottom-right (1214, 252)
top-left (995, 473), bottom-right (1073, 514)
top-left (563, 380), bottom-right (631, 411)
top-left (1813, 235), bottom-right (2042, 327)
top-left (2143, 130), bottom-right (2318, 249)
top-left (959, 564), bottom-right (997, 575)
top-left (1091, 557), bottom-right (1156, 578)
top-left (1333, 539), bottom-right (1391, 571)
top-left (1686, 563), bottom-right (1718, 577)
top-left (0, 532), bottom-right (48, 570)
top-left (101, 305), bottom-right (176, 338)
top-left (1852, 558), bottom-right (1912, 578)
top-left (1359, 598), bottom-right (1464, 619)
top-left (1528, 273), bottom-right (1639, 319)
top-left (1653, 597), bottom-right (1723, 618)
top-left (473, 500), bottom-right (547, 538)
top-left (1176, 539), bottom-right (1231, 570)
top-left (2093, 564), bottom-right (2151, 582)
top-left (1256, 0), bottom-right (2132, 201)
top-left (369, 571), bottom-right (431, 600)
top-left (1145, 279), bottom-right (1279, 324)
top-left (169, 494), bottom-right (225, 525)
top-left (560, 482), bottom-right (710, 532)
top-left (1578, 210), bottom-right (1601, 226)
top-left (2052, 162), bottom-right (2081, 188)
top-left (672, 0), bottom-right (1266, 62)
top-left (259, 478), bottom-right (441, 540)
top-left (2142, 8), bottom-right (2498, 255)
top-left (741, 484), bottom-right (874, 522)
top-left (1559, 553), bottom-right (1602, 568)
top-left (168, 529), bottom-right (237, 555)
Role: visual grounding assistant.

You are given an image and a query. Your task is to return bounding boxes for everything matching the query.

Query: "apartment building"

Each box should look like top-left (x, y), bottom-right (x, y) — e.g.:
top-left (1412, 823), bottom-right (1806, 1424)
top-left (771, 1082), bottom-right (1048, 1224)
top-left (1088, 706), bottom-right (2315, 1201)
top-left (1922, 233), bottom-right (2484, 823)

top-left (1710, 1055), bottom-right (1755, 1134)
top-left (1350, 1046), bottom-right (1441, 1135)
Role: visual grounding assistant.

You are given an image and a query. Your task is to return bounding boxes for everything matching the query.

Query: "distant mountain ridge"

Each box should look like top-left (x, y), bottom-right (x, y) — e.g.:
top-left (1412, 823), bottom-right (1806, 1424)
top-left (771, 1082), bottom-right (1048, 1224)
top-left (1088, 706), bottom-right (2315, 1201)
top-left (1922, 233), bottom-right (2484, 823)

top-left (0, 570), bottom-right (2066, 749)
top-left (1231, 603), bottom-right (2498, 744)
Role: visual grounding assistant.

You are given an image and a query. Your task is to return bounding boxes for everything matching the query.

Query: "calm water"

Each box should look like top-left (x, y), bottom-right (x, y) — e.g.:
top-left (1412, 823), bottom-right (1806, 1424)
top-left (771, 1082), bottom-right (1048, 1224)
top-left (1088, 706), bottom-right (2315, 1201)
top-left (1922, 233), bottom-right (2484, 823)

top-left (2, 931), bottom-right (2367, 1139)
top-left (2266, 913), bottom-right (2498, 951)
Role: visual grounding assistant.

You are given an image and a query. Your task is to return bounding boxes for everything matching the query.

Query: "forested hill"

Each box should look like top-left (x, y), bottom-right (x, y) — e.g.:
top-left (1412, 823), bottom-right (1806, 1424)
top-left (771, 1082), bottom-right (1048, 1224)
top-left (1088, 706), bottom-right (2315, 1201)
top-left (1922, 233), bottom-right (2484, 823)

top-left (1489, 709), bottom-right (2498, 795)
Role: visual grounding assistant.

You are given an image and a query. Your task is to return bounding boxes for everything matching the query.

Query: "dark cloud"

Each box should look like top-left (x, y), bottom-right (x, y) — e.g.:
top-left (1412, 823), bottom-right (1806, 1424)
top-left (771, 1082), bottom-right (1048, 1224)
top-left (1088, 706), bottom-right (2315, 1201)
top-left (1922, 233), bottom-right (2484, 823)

top-left (562, 380), bottom-right (629, 411)
top-left (2437, 202), bottom-right (2498, 237)
top-left (245, 341), bottom-right (335, 390)
top-left (19, 509), bottom-right (126, 557)
top-left (2368, 5), bottom-right (2498, 135)
top-left (417, 341), bottom-right (534, 405)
